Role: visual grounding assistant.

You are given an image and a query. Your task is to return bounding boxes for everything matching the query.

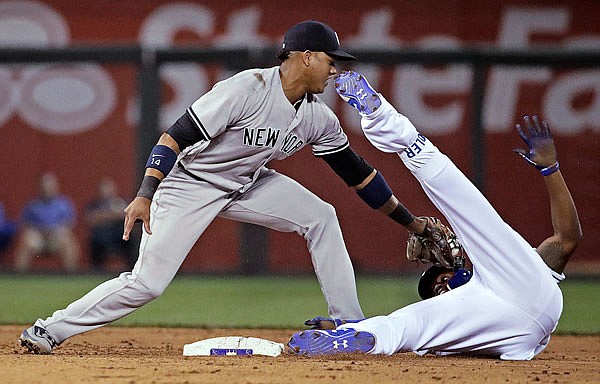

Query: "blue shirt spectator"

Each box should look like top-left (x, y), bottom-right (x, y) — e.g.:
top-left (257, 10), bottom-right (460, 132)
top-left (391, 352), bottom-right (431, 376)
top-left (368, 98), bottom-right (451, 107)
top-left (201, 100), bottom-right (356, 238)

top-left (22, 196), bottom-right (75, 230)
top-left (14, 172), bottom-right (79, 272)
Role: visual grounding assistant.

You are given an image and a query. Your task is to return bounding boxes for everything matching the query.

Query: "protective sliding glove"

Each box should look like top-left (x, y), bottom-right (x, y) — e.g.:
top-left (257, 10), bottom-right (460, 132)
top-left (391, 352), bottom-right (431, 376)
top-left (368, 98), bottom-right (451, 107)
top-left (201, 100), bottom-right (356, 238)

top-left (513, 115), bottom-right (559, 176)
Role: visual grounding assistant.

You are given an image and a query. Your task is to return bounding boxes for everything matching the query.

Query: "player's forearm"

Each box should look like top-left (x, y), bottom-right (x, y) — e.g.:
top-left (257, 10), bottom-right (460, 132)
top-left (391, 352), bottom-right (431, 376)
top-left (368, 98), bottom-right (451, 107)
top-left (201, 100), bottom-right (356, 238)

top-left (542, 171), bottom-right (582, 248)
top-left (145, 133), bottom-right (181, 180)
top-left (136, 133), bottom-right (181, 200)
top-left (376, 195), bottom-right (425, 233)
top-left (320, 147), bottom-right (421, 231)
top-left (354, 170), bottom-right (423, 231)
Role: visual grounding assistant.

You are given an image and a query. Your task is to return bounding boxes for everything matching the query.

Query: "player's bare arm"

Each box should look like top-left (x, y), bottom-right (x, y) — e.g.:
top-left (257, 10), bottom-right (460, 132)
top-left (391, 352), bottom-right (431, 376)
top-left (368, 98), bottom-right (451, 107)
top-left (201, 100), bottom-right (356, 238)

top-left (536, 169), bottom-right (583, 273)
top-left (514, 116), bottom-right (582, 273)
top-left (123, 133), bottom-right (181, 240)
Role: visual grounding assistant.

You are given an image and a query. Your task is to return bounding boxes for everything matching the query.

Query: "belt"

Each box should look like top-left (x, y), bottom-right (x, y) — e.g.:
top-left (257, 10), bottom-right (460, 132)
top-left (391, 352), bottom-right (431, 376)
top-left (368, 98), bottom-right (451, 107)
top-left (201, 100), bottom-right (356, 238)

top-left (177, 162), bottom-right (204, 182)
top-left (177, 162), bottom-right (241, 199)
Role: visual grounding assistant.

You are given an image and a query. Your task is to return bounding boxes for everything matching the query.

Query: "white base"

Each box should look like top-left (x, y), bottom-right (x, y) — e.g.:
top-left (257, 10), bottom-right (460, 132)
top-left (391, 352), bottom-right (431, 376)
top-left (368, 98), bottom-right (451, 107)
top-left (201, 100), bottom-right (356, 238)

top-left (183, 336), bottom-right (285, 357)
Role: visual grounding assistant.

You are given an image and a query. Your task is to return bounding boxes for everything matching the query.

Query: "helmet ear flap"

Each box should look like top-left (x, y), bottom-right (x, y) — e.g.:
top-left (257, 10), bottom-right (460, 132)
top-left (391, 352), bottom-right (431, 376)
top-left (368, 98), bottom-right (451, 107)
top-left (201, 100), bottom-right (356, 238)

top-left (448, 268), bottom-right (472, 289)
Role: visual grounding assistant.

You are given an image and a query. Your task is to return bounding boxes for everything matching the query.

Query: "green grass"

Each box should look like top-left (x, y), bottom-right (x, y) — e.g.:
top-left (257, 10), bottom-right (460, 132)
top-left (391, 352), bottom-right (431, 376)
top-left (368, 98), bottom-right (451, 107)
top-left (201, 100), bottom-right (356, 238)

top-left (0, 274), bottom-right (598, 333)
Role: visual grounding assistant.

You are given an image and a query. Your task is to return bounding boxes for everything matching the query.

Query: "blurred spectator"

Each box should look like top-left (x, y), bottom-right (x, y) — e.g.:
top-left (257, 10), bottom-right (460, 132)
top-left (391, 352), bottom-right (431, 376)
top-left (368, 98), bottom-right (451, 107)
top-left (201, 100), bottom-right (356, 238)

top-left (0, 202), bottom-right (17, 257)
top-left (85, 177), bottom-right (134, 272)
top-left (14, 172), bottom-right (79, 272)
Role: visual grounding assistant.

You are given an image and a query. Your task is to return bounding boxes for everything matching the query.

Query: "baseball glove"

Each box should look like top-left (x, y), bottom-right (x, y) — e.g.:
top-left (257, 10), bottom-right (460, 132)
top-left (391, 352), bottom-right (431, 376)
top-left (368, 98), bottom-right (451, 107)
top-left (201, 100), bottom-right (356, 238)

top-left (406, 217), bottom-right (462, 269)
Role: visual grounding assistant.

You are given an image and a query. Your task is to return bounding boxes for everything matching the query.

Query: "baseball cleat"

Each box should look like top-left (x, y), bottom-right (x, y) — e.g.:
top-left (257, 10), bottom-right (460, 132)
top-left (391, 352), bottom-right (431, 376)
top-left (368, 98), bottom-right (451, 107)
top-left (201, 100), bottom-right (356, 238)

top-left (19, 325), bottom-right (57, 354)
top-left (287, 328), bottom-right (375, 356)
top-left (334, 71), bottom-right (382, 115)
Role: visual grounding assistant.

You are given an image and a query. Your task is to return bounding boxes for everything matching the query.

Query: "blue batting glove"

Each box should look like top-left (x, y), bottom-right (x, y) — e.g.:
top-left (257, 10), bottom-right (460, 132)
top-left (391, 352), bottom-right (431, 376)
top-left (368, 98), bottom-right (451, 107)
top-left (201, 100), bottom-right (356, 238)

top-left (513, 115), bottom-right (558, 172)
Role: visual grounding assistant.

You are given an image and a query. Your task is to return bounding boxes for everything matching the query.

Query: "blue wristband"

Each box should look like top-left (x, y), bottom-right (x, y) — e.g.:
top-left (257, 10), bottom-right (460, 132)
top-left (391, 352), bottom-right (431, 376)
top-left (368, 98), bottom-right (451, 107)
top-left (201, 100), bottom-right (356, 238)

top-left (145, 145), bottom-right (178, 176)
top-left (540, 162), bottom-right (559, 176)
top-left (356, 171), bottom-right (393, 209)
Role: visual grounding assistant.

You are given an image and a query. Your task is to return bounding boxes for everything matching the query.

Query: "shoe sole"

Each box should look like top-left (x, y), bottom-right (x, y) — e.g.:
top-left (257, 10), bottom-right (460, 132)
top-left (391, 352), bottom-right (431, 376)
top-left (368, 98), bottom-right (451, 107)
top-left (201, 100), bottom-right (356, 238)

top-left (288, 330), bottom-right (375, 356)
top-left (19, 335), bottom-right (52, 354)
top-left (335, 74), bottom-right (380, 114)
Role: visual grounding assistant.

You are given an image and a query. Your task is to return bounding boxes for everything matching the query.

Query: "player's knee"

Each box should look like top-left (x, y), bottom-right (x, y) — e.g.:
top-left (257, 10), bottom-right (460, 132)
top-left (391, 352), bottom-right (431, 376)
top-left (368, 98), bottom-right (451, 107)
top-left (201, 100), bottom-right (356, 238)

top-left (141, 282), bottom-right (168, 300)
top-left (313, 202), bottom-right (338, 224)
top-left (125, 273), bottom-right (168, 301)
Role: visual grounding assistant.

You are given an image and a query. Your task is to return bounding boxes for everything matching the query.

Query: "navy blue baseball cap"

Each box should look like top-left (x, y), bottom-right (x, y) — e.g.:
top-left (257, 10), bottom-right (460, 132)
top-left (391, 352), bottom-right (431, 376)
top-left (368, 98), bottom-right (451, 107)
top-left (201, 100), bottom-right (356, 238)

top-left (281, 20), bottom-right (356, 61)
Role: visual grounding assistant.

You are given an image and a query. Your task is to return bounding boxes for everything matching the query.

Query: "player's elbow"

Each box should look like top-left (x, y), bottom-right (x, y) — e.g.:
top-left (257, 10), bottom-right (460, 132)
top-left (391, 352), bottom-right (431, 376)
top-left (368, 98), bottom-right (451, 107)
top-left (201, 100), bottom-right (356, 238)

top-left (560, 227), bottom-right (583, 256)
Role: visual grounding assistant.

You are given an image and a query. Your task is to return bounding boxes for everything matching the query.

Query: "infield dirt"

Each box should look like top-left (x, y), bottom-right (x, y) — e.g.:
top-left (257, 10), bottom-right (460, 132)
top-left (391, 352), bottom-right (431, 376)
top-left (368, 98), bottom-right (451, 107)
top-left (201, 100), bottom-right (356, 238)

top-left (1, 325), bottom-right (598, 383)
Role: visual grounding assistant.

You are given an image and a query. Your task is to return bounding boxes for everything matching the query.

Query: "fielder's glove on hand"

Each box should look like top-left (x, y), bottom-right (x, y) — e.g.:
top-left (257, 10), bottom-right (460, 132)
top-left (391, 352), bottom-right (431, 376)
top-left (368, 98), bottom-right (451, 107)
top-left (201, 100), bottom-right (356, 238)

top-left (406, 217), bottom-right (462, 269)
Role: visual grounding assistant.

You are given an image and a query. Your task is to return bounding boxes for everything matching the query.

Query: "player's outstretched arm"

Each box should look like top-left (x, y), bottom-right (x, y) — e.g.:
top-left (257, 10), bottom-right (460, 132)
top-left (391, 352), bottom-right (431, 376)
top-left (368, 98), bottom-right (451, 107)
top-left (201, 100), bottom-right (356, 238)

top-left (355, 169), bottom-right (427, 233)
top-left (123, 133), bottom-right (180, 240)
top-left (320, 147), bottom-right (426, 234)
top-left (513, 116), bottom-right (582, 273)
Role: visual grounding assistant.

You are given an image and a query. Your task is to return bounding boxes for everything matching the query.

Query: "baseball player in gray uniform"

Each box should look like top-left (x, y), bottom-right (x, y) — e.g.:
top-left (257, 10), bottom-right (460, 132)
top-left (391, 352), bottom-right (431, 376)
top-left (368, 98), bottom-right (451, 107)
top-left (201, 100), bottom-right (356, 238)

top-left (19, 22), bottom-right (433, 354)
top-left (288, 71), bottom-right (582, 360)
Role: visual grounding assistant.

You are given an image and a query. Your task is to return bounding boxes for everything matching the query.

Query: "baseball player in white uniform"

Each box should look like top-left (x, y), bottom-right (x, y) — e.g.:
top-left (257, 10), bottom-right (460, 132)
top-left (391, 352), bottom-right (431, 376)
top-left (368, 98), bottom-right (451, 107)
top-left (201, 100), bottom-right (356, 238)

top-left (288, 71), bottom-right (582, 360)
top-left (19, 22), bottom-right (436, 354)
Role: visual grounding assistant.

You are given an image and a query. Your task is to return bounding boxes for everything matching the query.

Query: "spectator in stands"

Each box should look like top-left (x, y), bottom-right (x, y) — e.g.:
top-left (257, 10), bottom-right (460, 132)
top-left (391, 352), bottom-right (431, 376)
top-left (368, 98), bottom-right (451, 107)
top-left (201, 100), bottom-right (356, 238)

top-left (0, 201), bottom-right (17, 258)
top-left (85, 177), bottom-right (134, 272)
top-left (14, 172), bottom-right (79, 272)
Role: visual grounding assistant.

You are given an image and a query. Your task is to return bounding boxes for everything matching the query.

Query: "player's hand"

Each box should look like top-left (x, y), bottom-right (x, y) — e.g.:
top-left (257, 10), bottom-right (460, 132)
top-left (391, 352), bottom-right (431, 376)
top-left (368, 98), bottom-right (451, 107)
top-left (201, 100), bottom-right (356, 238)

top-left (123, 197), bottom-right (152, 240)
top-left (304, 316), bottom-right (364, 330)
top-left (513, 115), bottom-right (557, 169)
top-left (304, 316), bottom-right (337, 330)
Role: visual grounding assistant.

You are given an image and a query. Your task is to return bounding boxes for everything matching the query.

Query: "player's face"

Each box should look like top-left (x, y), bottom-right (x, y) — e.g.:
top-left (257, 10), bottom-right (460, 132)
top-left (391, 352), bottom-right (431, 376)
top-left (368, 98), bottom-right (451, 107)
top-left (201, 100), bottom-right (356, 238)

top-left (431, 271), bottom-right (454, 296)
top-left (306, 52), bottom-right (337, 94)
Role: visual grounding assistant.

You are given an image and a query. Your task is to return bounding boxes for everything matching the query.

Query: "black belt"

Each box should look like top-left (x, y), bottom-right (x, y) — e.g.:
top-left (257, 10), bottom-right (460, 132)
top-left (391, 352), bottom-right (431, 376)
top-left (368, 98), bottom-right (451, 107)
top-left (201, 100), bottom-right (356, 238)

top-left (177, 161), bottom-right (240, 199)
top-left (177, 162), bottom-right (204, 182)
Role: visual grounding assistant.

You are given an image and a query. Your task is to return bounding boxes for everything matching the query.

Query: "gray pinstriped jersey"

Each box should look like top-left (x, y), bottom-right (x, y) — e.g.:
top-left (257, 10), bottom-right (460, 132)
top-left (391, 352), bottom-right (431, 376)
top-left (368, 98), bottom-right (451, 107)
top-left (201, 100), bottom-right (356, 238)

top-left (179, 66), bottom-right (349, 193)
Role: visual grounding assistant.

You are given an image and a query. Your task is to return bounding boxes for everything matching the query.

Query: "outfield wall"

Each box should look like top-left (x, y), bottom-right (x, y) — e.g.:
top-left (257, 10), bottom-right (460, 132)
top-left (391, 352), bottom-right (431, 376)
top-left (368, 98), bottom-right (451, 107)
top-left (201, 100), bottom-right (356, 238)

top-left (0, 1), bottom-right (598, 274)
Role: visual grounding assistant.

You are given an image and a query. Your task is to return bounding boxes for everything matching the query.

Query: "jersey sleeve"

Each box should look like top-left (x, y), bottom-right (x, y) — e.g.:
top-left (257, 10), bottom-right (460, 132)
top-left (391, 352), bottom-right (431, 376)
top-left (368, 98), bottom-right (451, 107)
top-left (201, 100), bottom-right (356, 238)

top-left (186, 75), bottom-right (251, 140)
top-left (310, 98), bottom-right (349, 157)
top-left (549, 268), bottom-right (566, 283)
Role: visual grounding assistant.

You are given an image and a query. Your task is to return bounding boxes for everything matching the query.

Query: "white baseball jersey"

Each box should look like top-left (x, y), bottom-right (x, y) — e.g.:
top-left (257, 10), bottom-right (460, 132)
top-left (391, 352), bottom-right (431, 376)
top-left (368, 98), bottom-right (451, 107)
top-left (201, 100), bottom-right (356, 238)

top-left (340, 97), bottom-right (563, 360)
top-left (34, 66), bottom-right (365, 344)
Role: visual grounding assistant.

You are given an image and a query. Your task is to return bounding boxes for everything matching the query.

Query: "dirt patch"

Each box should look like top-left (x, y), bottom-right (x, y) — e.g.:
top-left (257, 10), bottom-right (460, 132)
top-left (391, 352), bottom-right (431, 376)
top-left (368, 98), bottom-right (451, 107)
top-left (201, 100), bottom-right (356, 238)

top-left (2, 325), bottom-right (599, 384)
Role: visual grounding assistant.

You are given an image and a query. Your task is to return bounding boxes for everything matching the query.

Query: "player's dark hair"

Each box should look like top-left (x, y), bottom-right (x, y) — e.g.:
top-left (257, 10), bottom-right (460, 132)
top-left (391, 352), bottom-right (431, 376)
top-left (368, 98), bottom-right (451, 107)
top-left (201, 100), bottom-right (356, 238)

top-left (276, 50), bottom-right (291, 62)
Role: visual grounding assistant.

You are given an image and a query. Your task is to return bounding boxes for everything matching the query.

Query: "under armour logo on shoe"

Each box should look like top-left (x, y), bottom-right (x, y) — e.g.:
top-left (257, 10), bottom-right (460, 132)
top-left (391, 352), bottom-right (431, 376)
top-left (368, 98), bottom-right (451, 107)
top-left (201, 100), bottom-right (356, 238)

top-left (356, 88), bottom-right (367, 100)
top-left (334, 71), bottom-right (382, 115)
top-left (332, 340), bottom-right (348, 349)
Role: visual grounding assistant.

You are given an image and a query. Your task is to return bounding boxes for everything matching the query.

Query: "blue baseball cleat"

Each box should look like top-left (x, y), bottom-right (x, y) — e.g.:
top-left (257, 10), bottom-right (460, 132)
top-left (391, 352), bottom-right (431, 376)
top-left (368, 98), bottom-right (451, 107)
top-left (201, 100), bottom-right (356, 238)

top-left (334, 71), bottom-right (382, 115)
top-left (287, 328), bottom-right (375, 356)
